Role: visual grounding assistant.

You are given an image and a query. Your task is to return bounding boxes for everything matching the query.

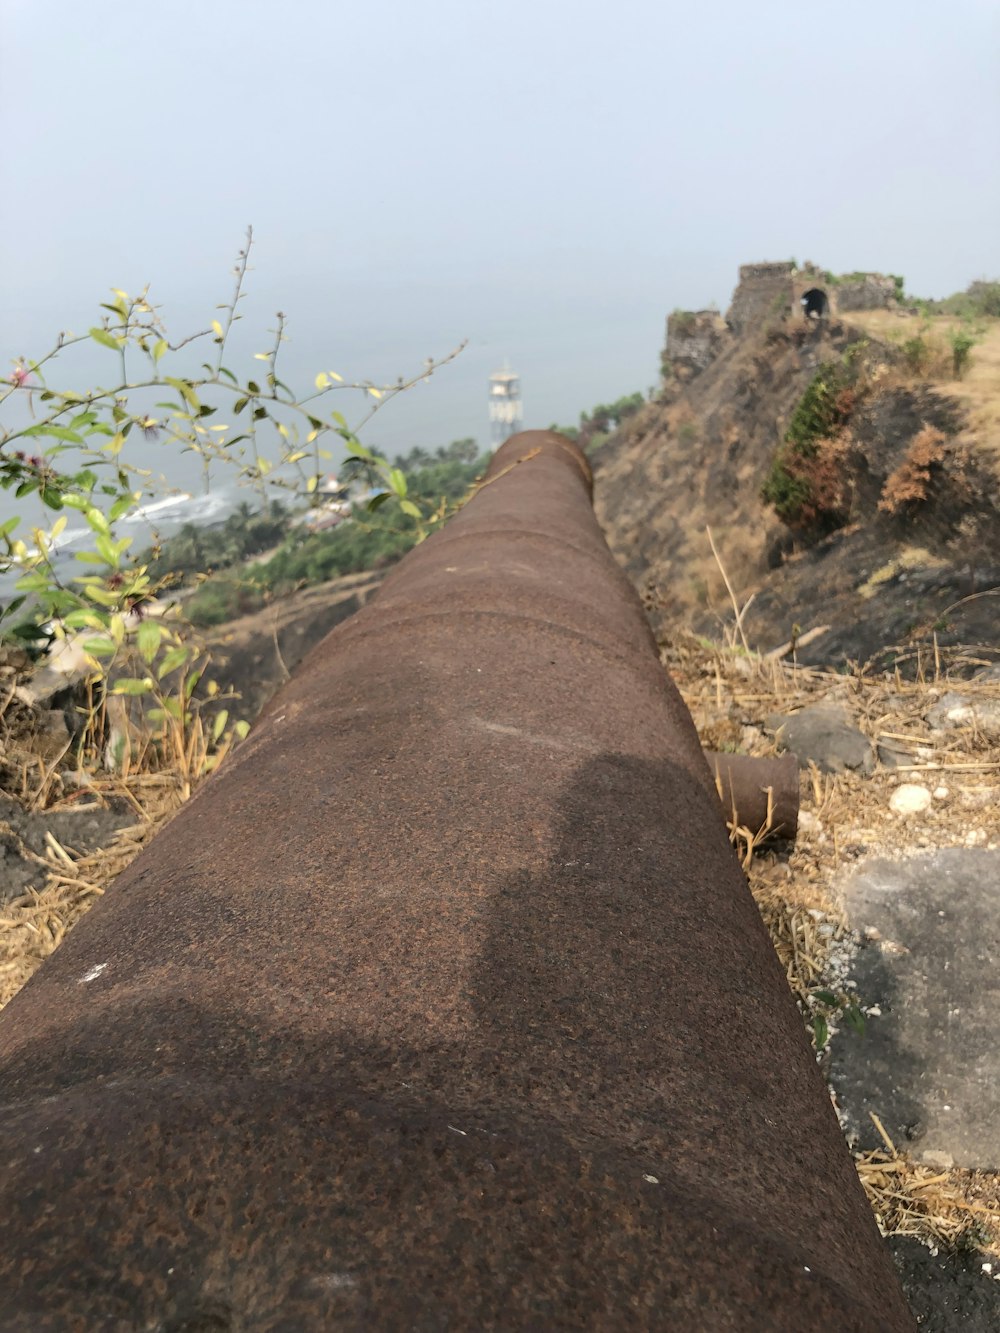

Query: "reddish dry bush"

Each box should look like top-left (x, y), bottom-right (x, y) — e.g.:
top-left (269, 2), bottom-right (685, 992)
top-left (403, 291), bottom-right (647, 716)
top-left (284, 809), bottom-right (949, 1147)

top-left (878, 425), bottom-right (947, 514)
top-left (833, 386), bottom-right (857, 417)
top-left (783, 432), bottom-right (854, 530)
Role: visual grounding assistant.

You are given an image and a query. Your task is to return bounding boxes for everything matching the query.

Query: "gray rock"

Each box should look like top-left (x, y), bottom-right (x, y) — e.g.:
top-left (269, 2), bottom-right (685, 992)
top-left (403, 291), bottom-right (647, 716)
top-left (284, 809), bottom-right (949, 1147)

top-left (13, 636), bottom-right (93, 710)
top-left (877, 740), bottom-right (916, 769)
top-left (766, 703), bottom-right (874, 774)
top-left (829, 849), bottom-right (1000, 1169)
top-left (927, 692), bottom-right (1000, 739)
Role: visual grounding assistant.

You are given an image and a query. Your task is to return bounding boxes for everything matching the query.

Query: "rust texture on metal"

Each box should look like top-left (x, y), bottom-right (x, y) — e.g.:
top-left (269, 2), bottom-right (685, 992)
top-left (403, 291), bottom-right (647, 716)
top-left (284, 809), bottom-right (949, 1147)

top-left (0, 431), bottom-right (912, 1331)
top-left (706, 750), bottom-right (800, 841)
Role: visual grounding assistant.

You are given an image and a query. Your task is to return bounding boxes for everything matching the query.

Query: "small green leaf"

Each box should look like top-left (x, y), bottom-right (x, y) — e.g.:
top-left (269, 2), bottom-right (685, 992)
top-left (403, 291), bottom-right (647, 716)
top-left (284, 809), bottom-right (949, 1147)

top-left (136, 620), bottom-right (162, 663)
top-left (389, 468), bottom-right (407, 498)
top-left (14, 573), bottom-right (52, 593)
top-left (844, 1006), bottom-right (867, 1036)
top-left (156, 645), bottom-right (190, 678)
top-left (399, 499), bottom-right (422, 519)
top-left (112, 677), bottom-right (153, 696)
top-left (83, 636), bottom-right (117, 658)
top-left (109, 494), bottom-right (137, 522)
top-left (212, 709), bottom-right (229, 742)
top-left (814, 990), bottom-right (838, 1007)
top-left (152, 339), bottom-right (168, 363)
top-left (367, 491), bottom-right (392, 511)
top-left (80, 585), bottom-right (120, 607)
top-left (812, 1015), bottom-right (829, 1051)
top-left (85, 507), bottom-right (110, 537)
top-left (94, 533), bottom-right (119, 567)
top-left (165, 376), bottom-right (200, 410)
top-left (62, 609), bottom-right (105, 630)
top-left (89, 327), bottom-right (122, 351)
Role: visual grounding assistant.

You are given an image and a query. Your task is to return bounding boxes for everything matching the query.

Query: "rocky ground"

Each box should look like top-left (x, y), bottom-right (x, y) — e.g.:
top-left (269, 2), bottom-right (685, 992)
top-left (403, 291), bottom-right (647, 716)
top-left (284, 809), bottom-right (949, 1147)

top-left (666, 633), bottom-right (1000, 1328)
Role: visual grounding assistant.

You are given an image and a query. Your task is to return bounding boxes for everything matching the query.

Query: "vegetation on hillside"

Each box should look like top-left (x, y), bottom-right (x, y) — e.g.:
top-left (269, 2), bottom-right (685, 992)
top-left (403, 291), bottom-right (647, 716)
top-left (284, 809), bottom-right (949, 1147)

top-left (0, 230), bottom-right (465, 776)
top-left (915, 279), bottom-right (1000, 320)
top-left (761, 352), bottom-right (861, 530)
top-left (549, 390), bottom-right (646, 455)
top-left (183, 439), bottom-right (488, 626)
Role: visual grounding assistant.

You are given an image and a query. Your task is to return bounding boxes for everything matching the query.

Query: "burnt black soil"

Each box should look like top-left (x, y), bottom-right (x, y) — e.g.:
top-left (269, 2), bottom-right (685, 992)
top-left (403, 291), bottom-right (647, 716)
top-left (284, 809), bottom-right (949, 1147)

top-left (733, 527), bottom-right (1000, 673)
top-left (891, 1237), bottom-right (1000, 1330)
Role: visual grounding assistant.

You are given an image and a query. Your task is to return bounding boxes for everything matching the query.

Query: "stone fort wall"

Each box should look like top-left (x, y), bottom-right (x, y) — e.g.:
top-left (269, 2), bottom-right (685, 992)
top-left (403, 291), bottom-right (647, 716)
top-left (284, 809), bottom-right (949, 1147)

top-left (726, 262), bottom-right (797, 333)
top-left (661, 261), bottom-right (898, 382)
top-left (665, 310), bottom-right (727, 374)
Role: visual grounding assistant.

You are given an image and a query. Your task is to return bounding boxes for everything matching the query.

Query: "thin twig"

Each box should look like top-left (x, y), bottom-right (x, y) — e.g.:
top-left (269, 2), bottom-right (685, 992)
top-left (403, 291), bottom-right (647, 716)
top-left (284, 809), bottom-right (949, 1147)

top-left (706, 524), bottom-right (752, 656)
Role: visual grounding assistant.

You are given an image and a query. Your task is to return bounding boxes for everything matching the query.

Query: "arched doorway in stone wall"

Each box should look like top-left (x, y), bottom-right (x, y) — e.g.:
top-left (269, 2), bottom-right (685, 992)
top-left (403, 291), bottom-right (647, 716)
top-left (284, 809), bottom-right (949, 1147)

top-left (801, 288), bottom-right (830, 320)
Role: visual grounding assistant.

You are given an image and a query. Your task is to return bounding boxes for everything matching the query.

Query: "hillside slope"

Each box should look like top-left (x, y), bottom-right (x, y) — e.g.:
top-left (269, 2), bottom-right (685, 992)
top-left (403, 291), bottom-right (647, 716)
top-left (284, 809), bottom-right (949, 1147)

top-left (594, 290), bottom-right (1000, 669)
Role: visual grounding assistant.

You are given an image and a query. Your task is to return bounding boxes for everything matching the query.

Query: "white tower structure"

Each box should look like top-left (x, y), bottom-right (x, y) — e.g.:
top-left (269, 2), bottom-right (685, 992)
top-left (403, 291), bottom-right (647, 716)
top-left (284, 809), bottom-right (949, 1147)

top-left (488, 364), bottom-right (523, 445)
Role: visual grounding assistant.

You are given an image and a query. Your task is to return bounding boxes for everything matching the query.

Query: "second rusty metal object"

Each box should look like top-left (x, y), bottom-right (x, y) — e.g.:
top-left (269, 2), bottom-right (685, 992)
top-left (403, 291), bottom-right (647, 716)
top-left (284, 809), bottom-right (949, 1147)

top-left (0, 431), bottom-right (912, 1330)
top-left (706, 750), bottom-right (800, 840)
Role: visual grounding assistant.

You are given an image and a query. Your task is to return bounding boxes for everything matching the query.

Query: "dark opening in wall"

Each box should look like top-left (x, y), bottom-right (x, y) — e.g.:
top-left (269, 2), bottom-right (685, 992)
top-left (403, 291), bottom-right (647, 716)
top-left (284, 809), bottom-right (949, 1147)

top-left (802, 288), bottom-right (830, 320)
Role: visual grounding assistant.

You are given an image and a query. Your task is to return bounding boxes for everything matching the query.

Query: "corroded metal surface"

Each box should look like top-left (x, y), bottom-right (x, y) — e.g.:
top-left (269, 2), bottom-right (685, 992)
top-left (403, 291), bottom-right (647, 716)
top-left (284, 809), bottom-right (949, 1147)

top-left (0, 431), bottom-right (912, 1330)
top-left (706, 750), bottom-right (800, 841)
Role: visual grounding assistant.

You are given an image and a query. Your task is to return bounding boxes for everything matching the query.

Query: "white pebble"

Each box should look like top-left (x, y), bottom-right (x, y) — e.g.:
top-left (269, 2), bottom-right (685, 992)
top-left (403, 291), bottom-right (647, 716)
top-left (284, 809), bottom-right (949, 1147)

top-left (889, 784), bottom-right (932, 816)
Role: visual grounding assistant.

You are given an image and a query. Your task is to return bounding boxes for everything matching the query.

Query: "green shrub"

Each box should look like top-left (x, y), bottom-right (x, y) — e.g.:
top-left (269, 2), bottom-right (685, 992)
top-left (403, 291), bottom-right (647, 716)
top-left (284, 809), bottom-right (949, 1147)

top-left (901, 334), bottom-right (932, 376)
top-left (760, 457), bottom-right (813, 522)
top-left (761, 355), bottom-right (858, 529)
top-left (949, 327), bottom-right (978, 379)
top-left (783, 359), bottom-right (853, 456)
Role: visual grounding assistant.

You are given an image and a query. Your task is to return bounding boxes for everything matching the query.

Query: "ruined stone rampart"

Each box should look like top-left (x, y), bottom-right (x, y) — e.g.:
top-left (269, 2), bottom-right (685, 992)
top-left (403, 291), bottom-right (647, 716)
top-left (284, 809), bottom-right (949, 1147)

top-left (665, 310), bottom-right (726, 375)
top-left (835, 273), bottom-right (898, 311)
top-left (726, 262), bottom-right (796, 333)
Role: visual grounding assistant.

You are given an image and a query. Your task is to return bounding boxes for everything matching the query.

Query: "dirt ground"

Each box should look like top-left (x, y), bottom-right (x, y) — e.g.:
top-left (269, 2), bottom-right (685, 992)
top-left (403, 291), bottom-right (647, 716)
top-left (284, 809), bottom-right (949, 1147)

top-left (666, 631), bottom-right (1000, 1327)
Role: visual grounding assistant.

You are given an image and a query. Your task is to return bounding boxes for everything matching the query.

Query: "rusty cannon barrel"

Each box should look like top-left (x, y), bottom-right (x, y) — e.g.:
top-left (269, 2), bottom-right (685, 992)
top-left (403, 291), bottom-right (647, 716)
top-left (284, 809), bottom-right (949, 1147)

top-left (0, 431), bottom-right (912, 1331)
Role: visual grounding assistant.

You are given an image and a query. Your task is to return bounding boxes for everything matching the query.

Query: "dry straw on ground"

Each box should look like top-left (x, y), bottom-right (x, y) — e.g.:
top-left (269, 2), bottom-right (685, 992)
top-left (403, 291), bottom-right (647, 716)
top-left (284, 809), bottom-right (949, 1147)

top-left (0, 773), bottom-right (184, 1008)
top-left (665, 629), bottom-right (1000, 1258)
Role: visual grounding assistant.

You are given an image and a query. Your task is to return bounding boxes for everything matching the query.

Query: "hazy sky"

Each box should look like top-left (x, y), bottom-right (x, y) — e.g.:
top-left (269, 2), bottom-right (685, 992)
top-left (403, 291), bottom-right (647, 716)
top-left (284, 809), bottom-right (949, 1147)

top-left (2, 0), bottom-right (998, 478)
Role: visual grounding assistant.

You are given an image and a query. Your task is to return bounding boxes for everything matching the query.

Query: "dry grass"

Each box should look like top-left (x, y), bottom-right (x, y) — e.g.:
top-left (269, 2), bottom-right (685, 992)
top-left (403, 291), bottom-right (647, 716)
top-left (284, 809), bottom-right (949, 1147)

top-left (663, 629), bottom-right (1000, 1257)
top-left (0, 644), bottom-right (241, 1008)
top-left (0, 772), bottom-right (186, 1008)
top-left (858, 1115), bottom-right (1000, 1257)
top-left (844, 308), bottom-right (1000, 445)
